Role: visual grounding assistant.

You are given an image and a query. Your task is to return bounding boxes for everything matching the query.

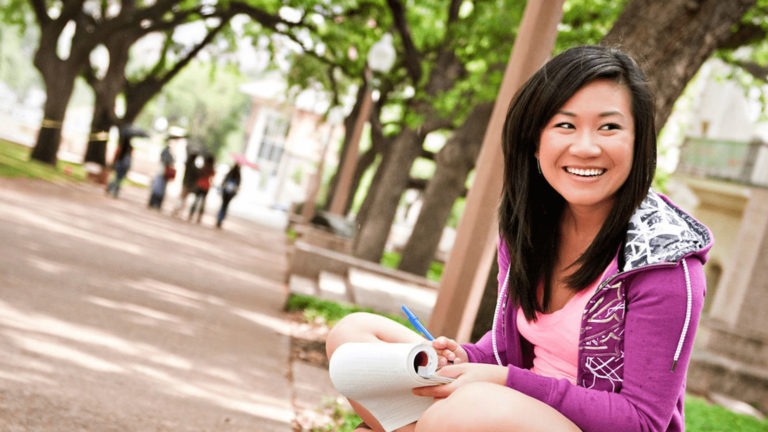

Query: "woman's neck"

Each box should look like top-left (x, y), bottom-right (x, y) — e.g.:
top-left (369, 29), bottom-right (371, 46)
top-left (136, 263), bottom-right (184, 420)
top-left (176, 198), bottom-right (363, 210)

top-left (557, 204), bottom-right (610, 270)
top-left (560, 202), bottom-right (611, 240)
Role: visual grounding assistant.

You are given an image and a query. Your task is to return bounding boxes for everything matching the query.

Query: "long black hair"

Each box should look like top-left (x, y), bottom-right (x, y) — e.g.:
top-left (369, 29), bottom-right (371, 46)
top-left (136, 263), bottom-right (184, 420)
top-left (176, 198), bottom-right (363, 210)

top-left (498, 45), bottom-right (656, 321)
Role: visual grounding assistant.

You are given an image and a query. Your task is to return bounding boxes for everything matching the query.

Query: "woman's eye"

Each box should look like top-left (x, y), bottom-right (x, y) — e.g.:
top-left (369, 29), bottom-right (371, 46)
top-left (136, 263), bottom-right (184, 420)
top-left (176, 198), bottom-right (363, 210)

top-left (600, 123), bottom-right (621, 131)
top-left (554, 122), bottom-right (574, 129)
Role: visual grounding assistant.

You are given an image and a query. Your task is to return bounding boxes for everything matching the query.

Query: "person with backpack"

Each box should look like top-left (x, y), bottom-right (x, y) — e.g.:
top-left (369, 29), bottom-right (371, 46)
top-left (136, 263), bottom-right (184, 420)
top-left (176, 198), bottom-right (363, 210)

top-left (216, 163), bottom-right (241, 228)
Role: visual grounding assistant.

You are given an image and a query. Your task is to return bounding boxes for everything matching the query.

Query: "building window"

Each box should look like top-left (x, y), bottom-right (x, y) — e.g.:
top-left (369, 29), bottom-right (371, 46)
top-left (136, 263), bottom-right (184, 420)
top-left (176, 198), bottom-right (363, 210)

top-left (257, 110), bottom-right (290, 176)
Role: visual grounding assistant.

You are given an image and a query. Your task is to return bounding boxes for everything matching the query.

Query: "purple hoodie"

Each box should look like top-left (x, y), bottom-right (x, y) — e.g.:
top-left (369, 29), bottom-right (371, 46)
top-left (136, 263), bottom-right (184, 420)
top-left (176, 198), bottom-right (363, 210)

top-left (463, 191), bottom-right (713, 431)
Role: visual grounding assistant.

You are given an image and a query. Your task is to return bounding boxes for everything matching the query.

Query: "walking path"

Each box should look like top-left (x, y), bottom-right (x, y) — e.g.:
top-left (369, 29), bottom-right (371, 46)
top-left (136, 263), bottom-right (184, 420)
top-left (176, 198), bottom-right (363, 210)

top-left (0, 177), bottom-right (337, 431)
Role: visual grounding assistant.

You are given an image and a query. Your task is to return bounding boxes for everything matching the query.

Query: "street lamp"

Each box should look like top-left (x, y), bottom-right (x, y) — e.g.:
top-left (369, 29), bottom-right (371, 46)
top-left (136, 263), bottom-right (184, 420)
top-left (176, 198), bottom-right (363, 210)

top-left (328, 34), bottom-right (396, 216)
top-left (366, 33), bottom-right (397, 74)
top-left (301, 107), bottom-right (344, 223)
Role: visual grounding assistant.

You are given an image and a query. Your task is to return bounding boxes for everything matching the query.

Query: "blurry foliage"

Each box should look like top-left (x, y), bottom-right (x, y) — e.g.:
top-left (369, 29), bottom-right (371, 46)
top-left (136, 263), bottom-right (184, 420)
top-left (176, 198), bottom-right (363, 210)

top-left (137, 61), bottom-right (250, 157)
top-left (0, 25), bottom-right (41, 101)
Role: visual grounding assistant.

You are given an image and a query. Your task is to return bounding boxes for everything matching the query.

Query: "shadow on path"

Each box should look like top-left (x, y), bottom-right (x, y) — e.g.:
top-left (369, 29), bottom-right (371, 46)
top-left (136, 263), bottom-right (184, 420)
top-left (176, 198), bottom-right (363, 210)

top-left (0, 178), bottom-right (309, 431)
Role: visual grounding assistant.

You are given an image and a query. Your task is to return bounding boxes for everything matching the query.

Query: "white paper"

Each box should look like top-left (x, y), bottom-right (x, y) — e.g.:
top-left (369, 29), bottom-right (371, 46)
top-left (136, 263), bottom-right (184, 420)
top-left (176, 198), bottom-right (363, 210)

top-left (329, 342), bottom-right (453, 431)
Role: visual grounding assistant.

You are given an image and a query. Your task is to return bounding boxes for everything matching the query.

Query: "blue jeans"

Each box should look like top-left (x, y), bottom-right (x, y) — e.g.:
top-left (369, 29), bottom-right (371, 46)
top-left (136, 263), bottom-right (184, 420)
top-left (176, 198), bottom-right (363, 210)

top-left (107, 156), bottom-right (131, 197)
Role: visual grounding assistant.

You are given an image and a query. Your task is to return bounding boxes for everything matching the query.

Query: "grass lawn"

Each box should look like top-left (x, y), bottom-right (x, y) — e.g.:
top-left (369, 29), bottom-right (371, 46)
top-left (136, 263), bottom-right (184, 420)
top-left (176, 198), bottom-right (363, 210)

top-left (0, 138), bottom-right (87, 181)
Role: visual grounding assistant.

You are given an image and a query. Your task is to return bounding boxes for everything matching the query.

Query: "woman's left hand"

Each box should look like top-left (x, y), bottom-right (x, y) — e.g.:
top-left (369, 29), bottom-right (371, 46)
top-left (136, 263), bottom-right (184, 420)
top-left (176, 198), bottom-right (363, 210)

top-left (413, 363), bottom-right (508, 399)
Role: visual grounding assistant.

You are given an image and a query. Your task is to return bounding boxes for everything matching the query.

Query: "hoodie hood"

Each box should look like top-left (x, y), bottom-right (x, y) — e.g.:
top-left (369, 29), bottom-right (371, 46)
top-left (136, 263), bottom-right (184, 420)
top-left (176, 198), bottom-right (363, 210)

top-left (623, 190), bottom-right (713, 271)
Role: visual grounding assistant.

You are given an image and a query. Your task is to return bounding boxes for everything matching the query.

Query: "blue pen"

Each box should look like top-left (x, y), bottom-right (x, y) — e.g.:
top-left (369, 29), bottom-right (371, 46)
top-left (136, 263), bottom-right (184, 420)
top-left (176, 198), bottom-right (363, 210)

top-left (401, 305), bottom-right (435, 341)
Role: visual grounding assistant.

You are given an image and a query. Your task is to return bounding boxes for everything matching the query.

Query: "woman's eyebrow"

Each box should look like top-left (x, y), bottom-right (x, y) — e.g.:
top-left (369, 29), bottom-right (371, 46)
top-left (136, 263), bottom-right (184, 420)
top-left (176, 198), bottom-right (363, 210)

top-left (555, 109), bottom-right (625, 118)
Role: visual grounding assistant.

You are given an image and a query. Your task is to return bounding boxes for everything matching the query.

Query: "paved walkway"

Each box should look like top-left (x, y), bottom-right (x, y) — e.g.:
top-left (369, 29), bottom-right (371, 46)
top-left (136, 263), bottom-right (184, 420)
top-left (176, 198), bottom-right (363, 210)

top-left (0, 177), bottom-right (336, 431)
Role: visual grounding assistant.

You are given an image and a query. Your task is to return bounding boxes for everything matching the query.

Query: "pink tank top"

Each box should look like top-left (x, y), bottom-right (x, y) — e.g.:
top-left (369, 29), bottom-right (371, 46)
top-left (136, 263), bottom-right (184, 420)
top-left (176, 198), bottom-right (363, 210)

top-left (517, 264), bottom-right (612, 384)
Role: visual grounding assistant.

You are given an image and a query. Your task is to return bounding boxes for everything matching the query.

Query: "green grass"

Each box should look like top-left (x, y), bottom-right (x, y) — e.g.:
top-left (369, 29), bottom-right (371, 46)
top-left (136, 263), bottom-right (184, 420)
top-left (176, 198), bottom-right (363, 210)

top-left (685, 395), bottom-right (768, 432)
top-left (0, 138), bottom-right (87, 181)
top-left (380, 250), bottom-right (445, 282)
top-left (284, 294), bottom-right (411, 328)
top-left (305, 397), bottom-right (362, 432)
top-left (291, 295), bottom-right (768, 432)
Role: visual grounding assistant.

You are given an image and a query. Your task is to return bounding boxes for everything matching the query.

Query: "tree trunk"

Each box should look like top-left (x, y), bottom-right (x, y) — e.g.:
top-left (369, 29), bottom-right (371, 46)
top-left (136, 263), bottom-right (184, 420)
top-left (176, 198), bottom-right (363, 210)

top-left (347, 102), bottom-right (388, 220)
top-left (29, 51), bottom-right (78, 165)
top-left (353, 128), bottom-right (424, 262)
top-left (324, 82), bottom-right (369, 212)
top-left (28, 1), bottom-right (104, 165)
top-left (30, 86), bottom-right (73, 165)
top-left (355, 146), bottom-right (386, 236)
top-left (83, 108), bottom-right (113, 183)
top-left (84, 32), bottom-right (134, 167)
top-left (603, 0), bottom-right (757, 130)
top-left (398, 102), bottom-right (492, 275)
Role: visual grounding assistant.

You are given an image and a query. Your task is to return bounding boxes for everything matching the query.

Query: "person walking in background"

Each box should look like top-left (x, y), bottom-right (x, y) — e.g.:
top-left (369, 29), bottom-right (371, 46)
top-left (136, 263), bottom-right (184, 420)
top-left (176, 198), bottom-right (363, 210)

top-left (216, 162), bottom-right (241, 228)
top-left (171, 150), bottom-right (201, 217)
top-left (325, 45), bottom-right (713, 432)
top-left (105, 126), bottom-right (137, 198)
top-left (148, 136), bottom-right (177, 210)
top-left (188, 154), bottom-right (215, 223)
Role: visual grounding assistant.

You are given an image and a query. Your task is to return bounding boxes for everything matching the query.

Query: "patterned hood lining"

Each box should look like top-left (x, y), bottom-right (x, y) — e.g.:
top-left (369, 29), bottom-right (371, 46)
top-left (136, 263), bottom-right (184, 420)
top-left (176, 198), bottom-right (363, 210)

top-left (624, 190), bottom-right (712, 271)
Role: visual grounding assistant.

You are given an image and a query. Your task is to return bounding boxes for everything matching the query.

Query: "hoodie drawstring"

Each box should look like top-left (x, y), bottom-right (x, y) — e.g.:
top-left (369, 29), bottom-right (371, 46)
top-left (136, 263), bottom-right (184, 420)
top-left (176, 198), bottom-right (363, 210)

top-left (492, 268), bottom-right (511, 366)
top-left (672, 258), bottom-right (692, 372)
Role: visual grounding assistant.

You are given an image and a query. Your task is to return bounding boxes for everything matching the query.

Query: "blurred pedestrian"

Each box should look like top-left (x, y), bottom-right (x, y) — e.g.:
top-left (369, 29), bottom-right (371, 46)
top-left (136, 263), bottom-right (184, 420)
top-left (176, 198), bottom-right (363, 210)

top-left (171, 150), bottom-right (201, 217)
top-left (188, 154), bottom-right (215, 223)
top-left (105, 126), bottom-right (140, 198)
top-left (216, 163), bottom-right (241, 228)
top-left (148, 136), bottom-right (178, 210)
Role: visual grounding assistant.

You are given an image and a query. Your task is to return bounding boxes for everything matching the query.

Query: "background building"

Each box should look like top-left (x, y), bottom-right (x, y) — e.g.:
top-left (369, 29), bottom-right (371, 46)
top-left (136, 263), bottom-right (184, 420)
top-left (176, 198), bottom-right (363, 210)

top-left (667, 59), bottom-right (768, 414)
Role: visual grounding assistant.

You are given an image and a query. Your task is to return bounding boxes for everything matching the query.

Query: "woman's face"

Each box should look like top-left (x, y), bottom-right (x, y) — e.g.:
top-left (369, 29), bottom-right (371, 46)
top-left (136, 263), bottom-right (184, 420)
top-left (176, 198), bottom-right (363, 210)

top-left (537, 78), bottom-right (635, 213)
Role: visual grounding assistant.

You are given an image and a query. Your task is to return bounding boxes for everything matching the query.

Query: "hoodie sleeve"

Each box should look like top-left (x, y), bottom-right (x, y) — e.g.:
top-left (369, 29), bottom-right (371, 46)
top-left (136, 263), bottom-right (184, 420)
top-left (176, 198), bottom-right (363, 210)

top-left (503, 257), bottom-right (706, 431)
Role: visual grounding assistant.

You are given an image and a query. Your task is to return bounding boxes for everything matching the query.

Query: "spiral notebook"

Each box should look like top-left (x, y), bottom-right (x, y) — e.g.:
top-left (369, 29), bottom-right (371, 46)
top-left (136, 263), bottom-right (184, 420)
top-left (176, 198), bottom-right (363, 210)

top-left (328, 342), bottom-right (453, 432)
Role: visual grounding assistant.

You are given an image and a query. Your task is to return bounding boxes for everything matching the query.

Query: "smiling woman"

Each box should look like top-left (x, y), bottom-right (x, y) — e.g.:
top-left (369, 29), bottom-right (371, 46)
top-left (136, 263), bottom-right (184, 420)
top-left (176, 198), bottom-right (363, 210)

top-left (325, 45), bottom-right (714, 432)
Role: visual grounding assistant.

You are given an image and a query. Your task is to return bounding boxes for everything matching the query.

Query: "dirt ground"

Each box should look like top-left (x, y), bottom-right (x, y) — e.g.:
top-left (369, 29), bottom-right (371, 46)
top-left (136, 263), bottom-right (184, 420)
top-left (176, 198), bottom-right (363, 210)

top-left (0, 178), bottom-right (333, 432)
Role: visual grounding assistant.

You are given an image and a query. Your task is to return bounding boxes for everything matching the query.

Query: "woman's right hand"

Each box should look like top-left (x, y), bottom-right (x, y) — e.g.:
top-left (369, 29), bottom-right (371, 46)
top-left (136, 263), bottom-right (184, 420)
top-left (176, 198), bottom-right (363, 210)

top-left (432, 336), bottom-right (468, 367)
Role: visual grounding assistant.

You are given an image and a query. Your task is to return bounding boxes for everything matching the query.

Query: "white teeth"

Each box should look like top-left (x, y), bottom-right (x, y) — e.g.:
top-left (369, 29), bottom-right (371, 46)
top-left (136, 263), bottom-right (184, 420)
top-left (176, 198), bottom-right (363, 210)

top-left (566, 167), bottom-right (604, 177)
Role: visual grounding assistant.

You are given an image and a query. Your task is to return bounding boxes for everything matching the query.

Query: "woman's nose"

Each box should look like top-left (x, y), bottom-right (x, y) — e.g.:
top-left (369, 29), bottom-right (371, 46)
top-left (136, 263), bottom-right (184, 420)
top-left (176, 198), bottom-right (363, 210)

top-left (569, 132), bottom-right (602, 157)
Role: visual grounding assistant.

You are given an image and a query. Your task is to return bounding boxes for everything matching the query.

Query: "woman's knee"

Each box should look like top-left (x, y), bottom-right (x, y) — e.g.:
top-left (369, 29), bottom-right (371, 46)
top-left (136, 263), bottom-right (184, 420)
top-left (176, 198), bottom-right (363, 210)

top-left (325, 312), bottom-right (379, 357)
top-left (325, 312), bottom-right (422, 358)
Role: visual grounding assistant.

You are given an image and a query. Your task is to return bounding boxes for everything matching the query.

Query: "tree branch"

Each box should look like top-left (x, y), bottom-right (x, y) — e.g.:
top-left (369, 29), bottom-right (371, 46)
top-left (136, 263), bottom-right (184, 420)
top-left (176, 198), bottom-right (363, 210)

top-left (385, 0), bottom-right (422, 83)
top-left (717, 22), bottom-right (767, 50)
top-left (447, 0), bottom-right (462, 23)
top-left (734, 59), bottom-right (768, 81)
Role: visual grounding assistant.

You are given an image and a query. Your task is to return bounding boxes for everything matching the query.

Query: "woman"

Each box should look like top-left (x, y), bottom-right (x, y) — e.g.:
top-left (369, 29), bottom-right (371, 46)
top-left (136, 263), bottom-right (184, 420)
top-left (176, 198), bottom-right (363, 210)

top-left (216, 163), bottom-right (241, 228)
top-left (148, 138), bottom-right (176, 210)
top-left (105, 129), bottom-right (134, 198)
top-left (325, 45), bottom-right (713, 431)
top-left (188, 154), bottom-right (215, 223)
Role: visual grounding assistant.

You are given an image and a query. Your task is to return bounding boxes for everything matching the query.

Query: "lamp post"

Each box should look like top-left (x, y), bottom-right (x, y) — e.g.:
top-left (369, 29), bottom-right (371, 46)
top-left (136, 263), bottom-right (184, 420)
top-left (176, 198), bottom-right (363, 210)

top-left (302, 108), bottom-right (343, 223)
top-left (428, 1), bottom-right (565, 341)
top-left (328, 34), bottom-right (396, 216)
